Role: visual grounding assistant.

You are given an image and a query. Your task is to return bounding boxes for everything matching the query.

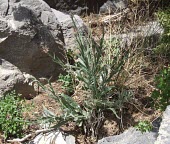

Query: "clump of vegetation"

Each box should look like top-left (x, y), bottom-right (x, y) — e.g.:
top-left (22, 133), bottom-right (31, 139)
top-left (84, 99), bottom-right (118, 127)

top-left (151, 67), bottom-right (170, 111)
top-left (154, 7), bottom-right (170, 56)
top-left (39, 22), bottom-right (133, 138)
top-left (135, 121), bottom-right (152, 133)
top-left (58, 73), bottom-right (74, 94)
top-left (0, 2), bottom-right (168, 144)
top-left (38, 4), bottom-right (170, 141)
top-left (0, 91), bottom-right (30, 139)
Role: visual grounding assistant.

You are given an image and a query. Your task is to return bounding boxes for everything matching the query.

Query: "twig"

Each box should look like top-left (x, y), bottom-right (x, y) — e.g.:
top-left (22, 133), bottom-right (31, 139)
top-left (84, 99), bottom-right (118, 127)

top-left (7, 128), bottom-right (55, 143)
top-left (5, 0), bottom-right (10, 16)
top-left (102, 8), bottom-right (129, 22)
top-left (128, 102), bottom-right (149, 116)
top-left (120, 108), bottom-right (124, 131)
top-left (89, 8), bottom-right (130, 26)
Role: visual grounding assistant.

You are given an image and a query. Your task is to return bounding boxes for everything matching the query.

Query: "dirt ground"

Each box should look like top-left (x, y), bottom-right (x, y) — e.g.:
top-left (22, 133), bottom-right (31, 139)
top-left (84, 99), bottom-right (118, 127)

top-left (21, 80), bottom-right (161, 144)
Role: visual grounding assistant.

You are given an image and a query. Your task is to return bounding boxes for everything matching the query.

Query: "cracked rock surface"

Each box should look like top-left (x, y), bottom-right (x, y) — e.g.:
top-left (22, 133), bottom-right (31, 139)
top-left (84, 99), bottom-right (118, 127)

top-left (98, 127), bottom-right (158, 144)
top-left (0, 0), bottom-right (65, 79)
top-left (155, 106), bottom-right (170, 144)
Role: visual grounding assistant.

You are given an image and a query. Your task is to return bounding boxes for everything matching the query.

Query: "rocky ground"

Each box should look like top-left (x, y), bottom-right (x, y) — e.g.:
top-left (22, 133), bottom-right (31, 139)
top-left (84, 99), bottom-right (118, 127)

top-left (0, 0), bottom-right (169, 143)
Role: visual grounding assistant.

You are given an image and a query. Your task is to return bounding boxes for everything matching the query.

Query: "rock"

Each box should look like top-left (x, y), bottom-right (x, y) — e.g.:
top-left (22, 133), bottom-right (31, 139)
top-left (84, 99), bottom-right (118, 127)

top-left (43, 0), bottom-right (108, 15)
top-left (155, 106), bottom-right (170, 144)
top-left (99, 0), bottom-right (128, 14)
top-left (39, 0), bottom-right (170, 15)
top-left (30, 130), bottom-right (76, 144)
top-left (31, 131), bottom-right (66, 144)
top-left (98, 127), bottom-right (158, 144)
top-left (152, 117), bottom-right (162, 133)
top-left (105, 21), bottom-right (164, 49)
top-left (65, 134), bottom-right (76, 144)
top-left (52, 9), bottom-right (87, 50)
top-left (0, 0), bottom-right (65, 80)
top-left (0, 58), bottom-right (36, 98)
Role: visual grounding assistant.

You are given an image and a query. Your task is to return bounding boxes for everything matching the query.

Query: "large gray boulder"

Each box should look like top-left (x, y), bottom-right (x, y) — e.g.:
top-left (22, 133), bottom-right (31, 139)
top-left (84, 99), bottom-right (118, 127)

top-left (52, 9), bottom-right (87, 50)
top-left (0, 0), bottom-right (65, 80)
top-left (0, 58), bottom-right (35, 98)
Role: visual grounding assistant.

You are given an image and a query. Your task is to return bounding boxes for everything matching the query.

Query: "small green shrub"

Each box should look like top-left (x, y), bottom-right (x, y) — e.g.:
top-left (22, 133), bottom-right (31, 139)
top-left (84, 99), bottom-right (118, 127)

top-left (154, 8), bottom-right (170, 56)
top-left (0, 91), bottom-right (29, 139)
top-left (135, 121), bottom-right (152, 133)
top-left (151, 67), bottom-right (170, 111)
top-left (58, 74), bottom-right (74, 94)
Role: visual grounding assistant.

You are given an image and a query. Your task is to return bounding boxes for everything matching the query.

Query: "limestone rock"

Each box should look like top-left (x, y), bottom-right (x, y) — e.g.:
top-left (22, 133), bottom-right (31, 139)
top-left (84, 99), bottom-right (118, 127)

top-left (0, 0), bottom-right (65, 80)
top-left (105, 21), bottom-right (164, 49)
top-left (52, 9), bottom-right (87, 50)
top-left (65, 134), bottom-right (76, 144)
top-left (99, 0), bottom-right (128, 14)
top-left (32, 131), bottom-right (66, 144)
top-left (155, 106), bottom-right (170, 144)
top-left (98, 127), bottom-right (158, 144)
top-left (30, 130), bottom-right (76, 144)
top-left (0, 58), bottom-right (36, 98)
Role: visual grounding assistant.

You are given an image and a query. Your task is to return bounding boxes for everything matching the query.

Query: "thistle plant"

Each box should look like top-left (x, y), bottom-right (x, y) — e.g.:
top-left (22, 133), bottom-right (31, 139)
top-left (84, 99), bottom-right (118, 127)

top-left (40, 19), bottom-right (132, 138)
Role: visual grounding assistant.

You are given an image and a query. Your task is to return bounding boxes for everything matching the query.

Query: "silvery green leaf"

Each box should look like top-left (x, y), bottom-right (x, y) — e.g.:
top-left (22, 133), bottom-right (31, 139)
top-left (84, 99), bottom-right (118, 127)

top-left (107, 108), bottom-right (120, 119)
